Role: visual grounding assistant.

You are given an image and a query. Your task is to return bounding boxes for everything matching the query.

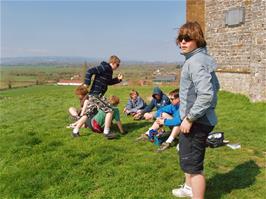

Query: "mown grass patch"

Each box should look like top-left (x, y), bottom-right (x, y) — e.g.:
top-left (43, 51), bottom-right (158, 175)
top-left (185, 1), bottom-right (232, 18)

top-left (0, 85), bottom-right (265, 198)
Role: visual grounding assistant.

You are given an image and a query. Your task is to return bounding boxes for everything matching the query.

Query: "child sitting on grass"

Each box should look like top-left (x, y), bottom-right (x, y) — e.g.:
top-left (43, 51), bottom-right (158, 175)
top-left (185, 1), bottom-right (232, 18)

top-left (136, 89), bottom-right (181, 152)
top-left (133, 87), bottom-right (170, 121)
top-left (68, 85), bottom-right (89, 121)
top-left (70, 96), bottom-right (126, 139)
top-left (123, 89), bottom-right (146, 117)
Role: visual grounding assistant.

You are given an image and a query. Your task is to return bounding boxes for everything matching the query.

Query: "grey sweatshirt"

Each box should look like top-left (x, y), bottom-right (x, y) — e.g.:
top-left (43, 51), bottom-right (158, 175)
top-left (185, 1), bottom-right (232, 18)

top-left (179, 48), bottom-right (220, 126)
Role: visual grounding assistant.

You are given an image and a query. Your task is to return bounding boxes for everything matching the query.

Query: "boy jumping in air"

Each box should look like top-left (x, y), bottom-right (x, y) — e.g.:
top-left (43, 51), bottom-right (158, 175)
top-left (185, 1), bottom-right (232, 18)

top-left (72, 55), bottom-right (123, 139)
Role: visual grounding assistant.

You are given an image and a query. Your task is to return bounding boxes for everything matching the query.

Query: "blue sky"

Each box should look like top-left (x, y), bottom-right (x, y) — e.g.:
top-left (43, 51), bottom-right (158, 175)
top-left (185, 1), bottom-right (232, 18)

top-left (1, 1), bottom-right (186, 62)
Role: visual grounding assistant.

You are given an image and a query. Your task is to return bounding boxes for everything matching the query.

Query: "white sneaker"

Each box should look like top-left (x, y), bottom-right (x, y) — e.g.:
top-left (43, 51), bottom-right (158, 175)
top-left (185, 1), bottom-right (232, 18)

top-left (172, 184), bottom-right (193, 198)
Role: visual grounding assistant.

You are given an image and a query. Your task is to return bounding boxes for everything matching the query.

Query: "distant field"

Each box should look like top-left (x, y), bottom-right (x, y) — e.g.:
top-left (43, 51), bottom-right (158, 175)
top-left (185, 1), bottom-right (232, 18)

top-left (0, 85), bottom-right (265, 198)
top-left (0, 64), bottom-right (179, 89)
top-left (0, 65), bottom-right (82, 89)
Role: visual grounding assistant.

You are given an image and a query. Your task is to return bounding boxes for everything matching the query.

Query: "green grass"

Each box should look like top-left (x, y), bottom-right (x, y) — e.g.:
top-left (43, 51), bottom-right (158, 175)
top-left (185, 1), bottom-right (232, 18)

top-left (0, 85), bottom-right (265, 199)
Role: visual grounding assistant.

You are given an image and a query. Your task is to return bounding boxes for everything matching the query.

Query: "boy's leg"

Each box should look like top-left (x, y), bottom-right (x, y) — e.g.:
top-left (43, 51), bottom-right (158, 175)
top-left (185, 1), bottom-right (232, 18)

top-left (174, 123), bottom-right (213, 198)
top-left (144, 112), bottom-right (155, 120)
top-left (157, 126), bottom-right (180, 153)
top-left (147, 112), bottom-right (173, 134)
top-left (72, 115), bottom-right (88, 136)
top-left (102, 111), bottom-right (117, 139)
top-left (84, 96), bottom-right (99, 117)
top-left (69, 107), bottom-right (78, 116)
top-left (84, 95), bottom-right (113, 117)
top-left (191, 173), bottom-right (205, 199)
top-left (103, 111), bottom-right (114, 135)
top-left (136, 121), bottom-right (158, 141)
top-left (150, 121), bottom-right (160, 132)
top-left (165, 126), bottom-right (180, 144)
top-left (68, 107), bottom-right (80, 120)
top-left (95, 96), bottom-right (113, 113)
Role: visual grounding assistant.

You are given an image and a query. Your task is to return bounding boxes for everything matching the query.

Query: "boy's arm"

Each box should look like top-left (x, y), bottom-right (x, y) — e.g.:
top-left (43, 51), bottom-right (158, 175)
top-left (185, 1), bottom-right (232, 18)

top-left (164, 112), bottom-right (182, 126)
top-left (109, 77), bottom-right (121, 85)
top-left (116, 121), bottom-right (125, 133)
top-left (142, 99), bottom-right (155, 114)
top-left (125, 99), bottom-right (132, 110)
top-left (80, 99), bottom-right (89, 116)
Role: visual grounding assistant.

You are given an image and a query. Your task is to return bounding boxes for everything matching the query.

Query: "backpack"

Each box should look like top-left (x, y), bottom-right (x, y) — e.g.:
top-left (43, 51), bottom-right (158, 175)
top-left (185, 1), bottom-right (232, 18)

top-left (206, 132), bottom-right (225, 148)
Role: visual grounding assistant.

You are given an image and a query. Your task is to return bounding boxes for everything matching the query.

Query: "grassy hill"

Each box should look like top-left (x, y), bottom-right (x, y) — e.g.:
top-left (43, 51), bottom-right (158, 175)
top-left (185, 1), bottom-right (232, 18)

top-left (0, 85), bottom-right (265, 198)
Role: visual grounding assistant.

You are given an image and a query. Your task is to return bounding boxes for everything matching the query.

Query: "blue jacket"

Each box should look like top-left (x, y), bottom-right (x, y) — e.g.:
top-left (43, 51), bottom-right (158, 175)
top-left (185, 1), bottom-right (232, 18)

top-left (155, 104), bottom-right (181, 127)
top-left (142, 87), bottom-right (170, 113)
top-left (179, 48), bottom-right (220, 126)
top-left (84, 61), bottom-right (121, 96)
top-left (125, 96), bottom-right (146, 113)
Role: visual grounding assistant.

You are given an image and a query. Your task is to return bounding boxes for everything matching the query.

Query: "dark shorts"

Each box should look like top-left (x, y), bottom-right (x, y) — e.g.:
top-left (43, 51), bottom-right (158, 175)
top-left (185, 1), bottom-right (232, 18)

top-left (84, 95), bottom-right (113, 117)
top-left (179, 122), bottom-right (214, 174)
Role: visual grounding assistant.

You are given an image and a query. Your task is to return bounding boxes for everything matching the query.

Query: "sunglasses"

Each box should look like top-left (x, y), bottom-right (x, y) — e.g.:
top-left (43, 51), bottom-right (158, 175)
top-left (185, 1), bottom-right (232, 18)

top-left (116, 63), bottom-right (120, 67)
top-left (177, 34), bottom-right (193, 42)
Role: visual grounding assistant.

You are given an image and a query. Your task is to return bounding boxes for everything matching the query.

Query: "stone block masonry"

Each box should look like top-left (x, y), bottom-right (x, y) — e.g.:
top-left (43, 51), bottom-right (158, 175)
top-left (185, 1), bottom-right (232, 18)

top-left (186, 0), bottom-right (266, 102)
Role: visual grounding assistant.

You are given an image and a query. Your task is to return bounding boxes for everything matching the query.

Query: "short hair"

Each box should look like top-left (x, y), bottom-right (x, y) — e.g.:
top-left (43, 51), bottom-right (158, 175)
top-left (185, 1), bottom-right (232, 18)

top-left (176, 21), bottom-right (206, 48)
top-left (169, 89), bottom-right (179, 99)
top-left (75, 85), bottom-right (88, 96)
top-left (109, 95), bottom-right (120, 106)
top-left (109, 55), bottom-right (120, 64)
top-left (129, 89), bottom-right (139, 98)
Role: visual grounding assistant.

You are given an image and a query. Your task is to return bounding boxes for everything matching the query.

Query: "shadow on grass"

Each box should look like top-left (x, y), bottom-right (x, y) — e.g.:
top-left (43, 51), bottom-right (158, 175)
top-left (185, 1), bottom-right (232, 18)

top-left (112, 120), bottom-right (151, 136)
top-left (206, 160), bottom-right (260, 199)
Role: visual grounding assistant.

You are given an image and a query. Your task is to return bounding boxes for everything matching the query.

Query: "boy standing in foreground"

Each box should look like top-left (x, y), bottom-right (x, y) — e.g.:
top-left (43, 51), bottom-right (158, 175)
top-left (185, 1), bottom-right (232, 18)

top-left (172, 21), bottom-right (220, 198)
top-left (72, 55), bottom-right (123, 139)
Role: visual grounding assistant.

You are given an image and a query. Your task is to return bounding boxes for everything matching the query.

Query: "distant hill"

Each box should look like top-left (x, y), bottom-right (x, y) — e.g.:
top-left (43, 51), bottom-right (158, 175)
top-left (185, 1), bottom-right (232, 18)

top-left (0, 56), bottom-right (99, 66)
top-left (0, 56), bottom-right (183, 66)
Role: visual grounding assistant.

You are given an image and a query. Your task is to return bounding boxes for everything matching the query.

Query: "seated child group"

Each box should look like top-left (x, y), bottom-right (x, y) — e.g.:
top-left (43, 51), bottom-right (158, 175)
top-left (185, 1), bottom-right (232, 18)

top-left (67, 55), bottom-right (181, 152)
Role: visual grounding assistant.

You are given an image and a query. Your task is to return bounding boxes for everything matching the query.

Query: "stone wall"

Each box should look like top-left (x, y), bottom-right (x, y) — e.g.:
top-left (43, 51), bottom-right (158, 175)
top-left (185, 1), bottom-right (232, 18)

top-left (205, 0), bottom-right (253, 70)
top-left (216, 71), bottom-right (251, 96)
top-left (204, 0), bottom-right (266, 101)
top-left (186, 0), bottom-right (205, 32)
top-left (248, 0), bottom-right (266, 102)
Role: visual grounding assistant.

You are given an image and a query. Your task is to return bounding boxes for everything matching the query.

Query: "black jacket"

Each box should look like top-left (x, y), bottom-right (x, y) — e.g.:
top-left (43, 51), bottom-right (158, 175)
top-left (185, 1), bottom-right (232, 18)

top-left (84, 61), bottom-right (121, 96)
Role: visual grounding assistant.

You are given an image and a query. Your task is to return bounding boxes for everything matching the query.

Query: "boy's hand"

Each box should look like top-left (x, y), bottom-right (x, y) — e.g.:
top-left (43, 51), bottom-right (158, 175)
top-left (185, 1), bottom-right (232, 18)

top-left (124, 109), bottom-right (130, 114)
top-left (118, 73), bottom-right (123, 80)
top-left (180, 117), bottom-right (192, 133)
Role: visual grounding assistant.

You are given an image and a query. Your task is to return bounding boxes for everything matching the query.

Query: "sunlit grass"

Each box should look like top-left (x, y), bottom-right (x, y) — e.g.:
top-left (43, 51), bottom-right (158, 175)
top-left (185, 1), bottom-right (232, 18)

top-left (0, 85), bottom-right (265, 198)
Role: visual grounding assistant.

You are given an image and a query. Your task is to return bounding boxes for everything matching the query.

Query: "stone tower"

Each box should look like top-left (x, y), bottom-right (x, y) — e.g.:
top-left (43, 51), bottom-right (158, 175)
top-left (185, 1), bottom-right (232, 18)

top-left (186, 0), bottom-right (266, 102)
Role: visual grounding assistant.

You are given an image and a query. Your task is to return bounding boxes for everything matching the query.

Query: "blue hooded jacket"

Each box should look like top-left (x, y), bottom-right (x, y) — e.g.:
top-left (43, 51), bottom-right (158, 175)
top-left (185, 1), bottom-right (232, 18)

top-left (142, 87), bottom-right (170, 114)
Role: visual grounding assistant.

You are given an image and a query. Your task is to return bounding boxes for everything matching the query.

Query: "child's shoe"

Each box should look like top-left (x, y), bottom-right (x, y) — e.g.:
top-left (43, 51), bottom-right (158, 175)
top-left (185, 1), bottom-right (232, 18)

top-left (72, 131), bottom-right (80, 137)
top-left (104, 132), bottom-right (117, 139)
top-left (172, 184), bottom-right (193, 198)
top-left (135, 133), bottom-right (148, 142)
top-left (157, 142), bottom-right (171, 153)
